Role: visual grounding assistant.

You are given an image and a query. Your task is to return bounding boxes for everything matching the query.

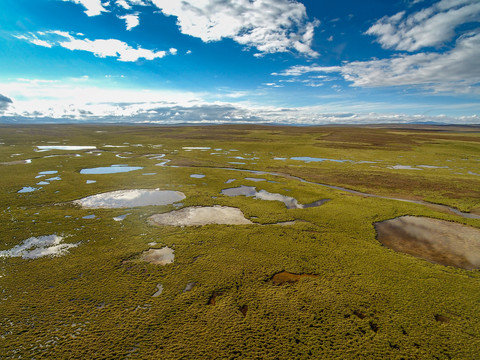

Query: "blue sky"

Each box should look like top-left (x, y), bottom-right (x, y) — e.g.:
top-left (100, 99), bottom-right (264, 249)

top-left (0, 0), bottom-right (479, 124)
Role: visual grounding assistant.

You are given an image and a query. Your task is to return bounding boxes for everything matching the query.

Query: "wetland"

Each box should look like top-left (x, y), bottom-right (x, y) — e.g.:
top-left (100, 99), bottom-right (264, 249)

top-left (1, 124), bottom-right (479, 359)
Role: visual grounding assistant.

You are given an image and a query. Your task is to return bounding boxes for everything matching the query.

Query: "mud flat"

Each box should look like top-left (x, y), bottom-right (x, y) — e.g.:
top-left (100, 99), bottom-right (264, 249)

top-left (148, 206), bottom-right (253, 226)
top-left (375, 216), bottom-right (480, 269)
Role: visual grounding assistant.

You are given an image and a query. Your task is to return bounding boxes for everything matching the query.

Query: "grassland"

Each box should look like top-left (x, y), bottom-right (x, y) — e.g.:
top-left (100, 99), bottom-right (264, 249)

top-left (0, 124), bottom-right (479, 359)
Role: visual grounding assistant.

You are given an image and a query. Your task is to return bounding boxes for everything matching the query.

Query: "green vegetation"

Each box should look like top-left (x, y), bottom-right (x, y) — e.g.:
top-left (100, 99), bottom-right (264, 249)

top-left (0, 124), bottom-right (479, 359)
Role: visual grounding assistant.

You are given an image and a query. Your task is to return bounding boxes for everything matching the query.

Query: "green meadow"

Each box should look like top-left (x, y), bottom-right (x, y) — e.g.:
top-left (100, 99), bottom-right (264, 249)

top-left (1, 124), bottom-right (479, 359)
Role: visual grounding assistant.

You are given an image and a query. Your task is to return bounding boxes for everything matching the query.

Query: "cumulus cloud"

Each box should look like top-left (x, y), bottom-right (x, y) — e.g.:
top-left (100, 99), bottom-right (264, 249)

top-left (274, 31), bottom-right (480, 94)
top-left (149, 0), bottom-right (319, 56)
top-left (14, 31), bottom-right (171, 62)
top-left (61, 0), bottom-right (108, 16)
top-left (1, 78), bottom-right (479, 124)
top-left (2, 77), bottom-right (478, 125)
top-left (366, 0), bottom-right (480, 51)
top-left (119, 13), bottom-right (140, 30)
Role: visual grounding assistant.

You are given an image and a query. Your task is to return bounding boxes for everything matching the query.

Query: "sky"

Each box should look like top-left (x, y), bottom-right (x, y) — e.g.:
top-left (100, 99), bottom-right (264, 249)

top-left (0, 0), bottom-right (479, 125)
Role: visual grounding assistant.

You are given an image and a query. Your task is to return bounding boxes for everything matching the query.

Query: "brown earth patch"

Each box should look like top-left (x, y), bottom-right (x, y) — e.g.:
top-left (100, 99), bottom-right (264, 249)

top-left (239, 305), bottom-right (248, 317)
top-left (375, 216), bottom-right (480, 269)
top-left (434, 314), bottom-right (450, 323)
top-left (208, 291), bottom-right (224, 306)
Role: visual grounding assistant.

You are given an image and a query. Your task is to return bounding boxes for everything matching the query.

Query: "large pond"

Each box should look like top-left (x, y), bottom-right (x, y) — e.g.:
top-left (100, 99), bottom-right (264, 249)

top-left (148, 206), bottom-right (253, 226)
top-left (74, 189), bottom-right (186, 208)
top-left (221, 185), bottom-right (329, 209)
top-left (80, 165), bottom-right (143, 174)
top-left (375, 216), bottom-right (480, 270)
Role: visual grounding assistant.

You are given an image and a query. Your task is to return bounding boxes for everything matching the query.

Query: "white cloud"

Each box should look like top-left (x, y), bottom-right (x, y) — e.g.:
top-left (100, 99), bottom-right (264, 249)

top-left (13, 34), bottom-right (53, 48)
top-left (116, 0), bottom-right (131, 9)
top-left (273, 31), bottom-right (480, 94)
top-left (14, 31), bottom-right (171, 62)
top-left (149, 0), bottom-right (319, 57)
top-left (31, 39), bottom-right (53, 48)
top-left (272, 65), bottom-right (341, 77)
top-left (366, 0), bottom-right (480, 51)
top-left (119, 13), bottom-right (140, 30)
top-left (61, 0), bottom-right (107, 16)
top-left (1, 77), bottom-right (479, 124)
top-left (169, 48), bottom-right (177, 55)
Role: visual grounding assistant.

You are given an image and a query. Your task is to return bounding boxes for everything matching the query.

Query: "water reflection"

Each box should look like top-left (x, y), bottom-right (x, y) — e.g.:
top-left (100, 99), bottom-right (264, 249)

top-left (221, 185), bottom-right (329, 209)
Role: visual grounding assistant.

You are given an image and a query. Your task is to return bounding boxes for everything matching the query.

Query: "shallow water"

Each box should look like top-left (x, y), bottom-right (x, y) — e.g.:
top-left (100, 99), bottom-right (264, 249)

top-left (148, 206), bottom-right (253, 226)
top-left (74, 189), bottom-right (186, 208)
top-left (244, 177), bottom-right (266, 182)
top-left (389, 165), bottom-right (422, 170)
top-left (36, 181), bottom-right (50, 185)
top-left (221, 186), bottom-right (329, 209)
top-left (86, 180), bottom-right (96, 184)
top-left (210, 166), bottom-right (480, 219)
top-left (18, 186), bottom-right (39, 193)
top-left (38, 170), bottom-right (58, 175)
top-left (375, 216), bottom-right (480, 269)
top-left (82, 214), bottom-right (96, 219)
top-left (0, 234), bottom-right (80, 259)
top-left (190, 174), bottom-right (205, 178)
top-left (290, 157), bottom-right (349, 163)
top-left (113, 213), bottom-right (129, 221)
top-left (36, 145), bottom-right (96, 151)
top-left (142, 247), bottom-right (175, 265)
top-left (152, 283), bottom-right (163, 297)
top-left (183, 282), bottom-right (196, 292)
top-left (80, 165), bottom-right (144, 174)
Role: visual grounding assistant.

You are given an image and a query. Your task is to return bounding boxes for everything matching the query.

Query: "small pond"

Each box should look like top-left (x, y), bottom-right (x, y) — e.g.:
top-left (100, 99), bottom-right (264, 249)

top-left (142, 247), bottom-right (175, 265)
top-left (80, 165), bottom-right (144, 174)
top-left (0, 234), bottom-right (80, 259)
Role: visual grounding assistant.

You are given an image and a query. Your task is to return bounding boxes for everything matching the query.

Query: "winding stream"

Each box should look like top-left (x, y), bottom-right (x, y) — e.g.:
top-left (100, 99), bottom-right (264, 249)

top-left (160, 162), bottom-right (480, 219)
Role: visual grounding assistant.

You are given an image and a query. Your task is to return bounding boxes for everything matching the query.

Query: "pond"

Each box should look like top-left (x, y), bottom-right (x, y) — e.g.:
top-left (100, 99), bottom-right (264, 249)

top-left (80, 165), bottom-right (144, 174)
top-left (221, 186), bottom-right (329, 209)
top-left (74, 189), bottom-right (186, 208)
top-left (148, 206), bottom-right (253, 226)
top-left (0, 234), bottom-right (80, 259)
top-left (141, 247), bottom-right (175, 265)
top-left (375, 216), bottom-right (480, 270)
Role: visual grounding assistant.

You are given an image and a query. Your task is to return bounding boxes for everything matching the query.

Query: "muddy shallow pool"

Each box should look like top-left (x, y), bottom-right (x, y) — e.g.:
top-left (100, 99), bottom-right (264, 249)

top-left (148, 206), bottom-right (253, 226)
top-left (375, 216), bottom-right (480, 270)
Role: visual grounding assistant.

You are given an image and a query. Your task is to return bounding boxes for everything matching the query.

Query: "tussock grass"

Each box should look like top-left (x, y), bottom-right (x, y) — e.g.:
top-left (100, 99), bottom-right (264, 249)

top-left (1, 124), bottom-right (479, 359)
